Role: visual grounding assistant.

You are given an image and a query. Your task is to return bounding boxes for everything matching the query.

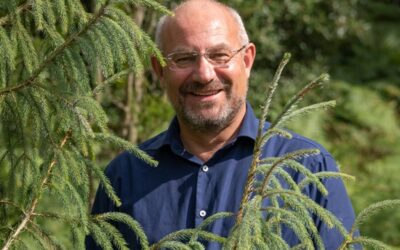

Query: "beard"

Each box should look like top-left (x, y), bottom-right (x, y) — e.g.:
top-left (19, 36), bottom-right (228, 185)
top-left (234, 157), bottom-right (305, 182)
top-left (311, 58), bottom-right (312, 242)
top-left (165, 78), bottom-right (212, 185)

top-left (172, 80), bottom-right (247, 132)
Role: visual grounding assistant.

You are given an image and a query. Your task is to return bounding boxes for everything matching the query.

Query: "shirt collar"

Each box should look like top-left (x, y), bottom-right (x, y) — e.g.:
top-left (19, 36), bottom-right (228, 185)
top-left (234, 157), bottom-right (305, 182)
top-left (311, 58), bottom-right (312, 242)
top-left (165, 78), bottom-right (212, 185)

top-left (143, 102), bottom-right (260, 151)
top-left (236, 101), bottom-right (259, 140)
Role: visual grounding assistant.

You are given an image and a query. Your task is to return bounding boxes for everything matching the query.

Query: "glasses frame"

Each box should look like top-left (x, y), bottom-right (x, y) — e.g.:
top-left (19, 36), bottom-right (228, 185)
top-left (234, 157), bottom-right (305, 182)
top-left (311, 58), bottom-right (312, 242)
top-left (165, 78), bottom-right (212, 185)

top-left (165, 44), bottom-right (249, 71)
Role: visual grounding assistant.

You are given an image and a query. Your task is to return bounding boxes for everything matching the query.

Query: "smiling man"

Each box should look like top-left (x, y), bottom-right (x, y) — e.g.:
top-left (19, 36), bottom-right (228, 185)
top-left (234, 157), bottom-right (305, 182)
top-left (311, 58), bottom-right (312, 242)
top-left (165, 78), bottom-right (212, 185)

top-left (86, 0), bottom-right (357, 249)
top-left (151, 0), bottom-right (255, 162)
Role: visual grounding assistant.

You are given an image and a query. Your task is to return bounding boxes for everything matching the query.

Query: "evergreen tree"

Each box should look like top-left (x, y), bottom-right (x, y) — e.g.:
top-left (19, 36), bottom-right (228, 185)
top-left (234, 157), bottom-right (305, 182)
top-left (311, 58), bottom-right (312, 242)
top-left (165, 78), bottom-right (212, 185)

top-left (0, 0), bottom-right (170, 249)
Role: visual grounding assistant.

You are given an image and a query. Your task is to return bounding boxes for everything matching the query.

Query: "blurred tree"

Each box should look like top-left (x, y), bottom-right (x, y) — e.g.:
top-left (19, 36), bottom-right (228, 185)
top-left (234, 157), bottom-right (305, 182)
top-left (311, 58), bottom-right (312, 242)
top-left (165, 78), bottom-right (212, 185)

top-left (0, 0), bottom-right (169, 249)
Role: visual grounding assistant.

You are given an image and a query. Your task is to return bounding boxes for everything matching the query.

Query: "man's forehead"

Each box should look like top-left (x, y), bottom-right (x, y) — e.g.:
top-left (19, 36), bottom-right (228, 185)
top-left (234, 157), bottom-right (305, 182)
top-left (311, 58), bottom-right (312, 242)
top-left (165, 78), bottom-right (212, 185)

top-left (166, 18), bottom-right (227, 37)
top-left (162, 21), bottom-right (237, 52)
top-left (162, 6), bottom-right (237, 45)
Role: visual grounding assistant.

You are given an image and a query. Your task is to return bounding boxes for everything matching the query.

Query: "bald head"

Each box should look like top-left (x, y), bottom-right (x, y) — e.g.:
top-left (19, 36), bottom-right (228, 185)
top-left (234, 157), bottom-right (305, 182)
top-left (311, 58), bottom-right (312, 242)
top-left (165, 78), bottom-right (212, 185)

top-left (155, 0), bottom-right (249, 51)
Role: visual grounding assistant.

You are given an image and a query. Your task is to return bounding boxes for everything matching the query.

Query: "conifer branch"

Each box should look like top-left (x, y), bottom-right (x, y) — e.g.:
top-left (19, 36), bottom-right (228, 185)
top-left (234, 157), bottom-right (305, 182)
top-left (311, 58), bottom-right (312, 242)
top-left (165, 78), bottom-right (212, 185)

top-left (189, 212), bottom-right (233, 244)
top-left (236, 53), bottom-right (291, 224)
top-left (298, 171), bottom-right (355, 190)
top-left (95, 212), bottom-right (150, 250)
top-left (92, 68), bottom-right (134, 96)
top-left (270, 73), bottom-right (330, 129)
top-left (0, 2), bottom-right (110, 97)
top-left (338, 199), bottom-right (400, 250)
top-left (262, 189), bottom-right (348, 235)
top-left (1, 130), bottom-right (72, 250)
top-left (259, 149), bottom-right (320, 195)
top-left (0, 1), bottom-right (31, 26)
top-left (150, 229), bottom-right (226, 250)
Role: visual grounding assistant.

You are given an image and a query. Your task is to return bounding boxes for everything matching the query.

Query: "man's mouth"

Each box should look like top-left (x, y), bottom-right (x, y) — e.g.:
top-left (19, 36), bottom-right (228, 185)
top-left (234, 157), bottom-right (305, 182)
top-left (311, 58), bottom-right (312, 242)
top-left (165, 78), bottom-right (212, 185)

top-left (190, 90), bottom-right (221, 96)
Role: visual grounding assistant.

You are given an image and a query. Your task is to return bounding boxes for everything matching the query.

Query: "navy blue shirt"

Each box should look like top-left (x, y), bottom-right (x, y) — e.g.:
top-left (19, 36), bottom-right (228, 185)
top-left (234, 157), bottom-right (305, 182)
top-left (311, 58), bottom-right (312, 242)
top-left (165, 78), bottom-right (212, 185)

top-left (87, 103), bottom-right (357, 249)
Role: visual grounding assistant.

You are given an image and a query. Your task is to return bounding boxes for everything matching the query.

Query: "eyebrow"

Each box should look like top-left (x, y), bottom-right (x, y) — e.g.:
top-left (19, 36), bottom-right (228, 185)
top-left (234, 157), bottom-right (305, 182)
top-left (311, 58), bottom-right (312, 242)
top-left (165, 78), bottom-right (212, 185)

top-left (169, 47), bottom-right (193, 53)
top-left (168, 43), bottom-right (233, 54)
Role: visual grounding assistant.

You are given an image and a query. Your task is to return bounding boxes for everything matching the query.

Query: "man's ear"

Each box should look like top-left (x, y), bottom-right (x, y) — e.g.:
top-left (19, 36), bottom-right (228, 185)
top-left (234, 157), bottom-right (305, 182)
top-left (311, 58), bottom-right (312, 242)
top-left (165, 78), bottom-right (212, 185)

top-left (243, 43), bottom-right (256, 78)
top-left (151, 56), bottom-right (164, 79)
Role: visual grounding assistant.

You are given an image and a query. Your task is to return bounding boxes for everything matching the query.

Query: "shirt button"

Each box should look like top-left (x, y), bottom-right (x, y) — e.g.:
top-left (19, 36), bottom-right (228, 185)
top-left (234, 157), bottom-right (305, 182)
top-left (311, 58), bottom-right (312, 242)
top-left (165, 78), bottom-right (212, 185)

top-left (202, 165), bottom-right (209, 172)
top-left (199, 210), bottom-right (207, 217)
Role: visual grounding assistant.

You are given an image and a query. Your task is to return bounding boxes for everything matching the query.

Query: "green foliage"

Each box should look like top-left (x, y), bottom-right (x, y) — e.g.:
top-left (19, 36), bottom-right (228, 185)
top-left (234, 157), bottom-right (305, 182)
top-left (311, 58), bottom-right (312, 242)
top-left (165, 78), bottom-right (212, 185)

top-left (0, 0), bottom-right (170, 249)
top-left (1, 0), bottom-right (399, 249)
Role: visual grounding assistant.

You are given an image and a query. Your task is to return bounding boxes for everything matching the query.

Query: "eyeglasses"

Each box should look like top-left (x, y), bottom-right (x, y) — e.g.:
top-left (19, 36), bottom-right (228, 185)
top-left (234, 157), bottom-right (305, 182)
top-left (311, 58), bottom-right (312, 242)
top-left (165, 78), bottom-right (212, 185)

top-left (165, 44), bottom-right (248, 71)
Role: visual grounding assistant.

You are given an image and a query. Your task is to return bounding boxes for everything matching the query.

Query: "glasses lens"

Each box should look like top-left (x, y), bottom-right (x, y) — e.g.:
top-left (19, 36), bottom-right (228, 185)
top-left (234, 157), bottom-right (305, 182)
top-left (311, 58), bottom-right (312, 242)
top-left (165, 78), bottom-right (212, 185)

top-left (169, 52), bottom-right (197, 68)
top-left (206, 49), bottom-right (233, 66)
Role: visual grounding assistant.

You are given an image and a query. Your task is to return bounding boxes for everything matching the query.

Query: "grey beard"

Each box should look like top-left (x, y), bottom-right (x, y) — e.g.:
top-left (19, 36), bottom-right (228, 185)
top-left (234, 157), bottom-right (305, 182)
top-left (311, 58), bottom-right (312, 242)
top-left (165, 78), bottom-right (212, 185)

top-left (177, 95), bottom-right (245, 133)
top-left (170, 79), bottom-right (247, 133)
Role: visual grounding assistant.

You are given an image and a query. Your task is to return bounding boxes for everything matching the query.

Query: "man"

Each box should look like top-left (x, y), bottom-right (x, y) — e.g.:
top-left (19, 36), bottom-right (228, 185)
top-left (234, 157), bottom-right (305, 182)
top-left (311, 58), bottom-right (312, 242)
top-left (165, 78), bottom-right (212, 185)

top-left (87, 0), bottom-right (357, 249)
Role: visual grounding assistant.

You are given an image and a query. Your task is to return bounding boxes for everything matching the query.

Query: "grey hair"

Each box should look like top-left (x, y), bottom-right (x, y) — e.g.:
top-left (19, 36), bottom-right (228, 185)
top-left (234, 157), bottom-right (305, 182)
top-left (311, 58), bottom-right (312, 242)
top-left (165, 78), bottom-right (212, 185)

top-left (155, 2), bottom-right (249, 51)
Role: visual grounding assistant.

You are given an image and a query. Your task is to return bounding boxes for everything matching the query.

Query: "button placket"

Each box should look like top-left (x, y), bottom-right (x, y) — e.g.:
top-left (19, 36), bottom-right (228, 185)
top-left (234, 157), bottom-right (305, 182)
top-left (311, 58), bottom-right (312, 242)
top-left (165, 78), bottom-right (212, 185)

top-left (195, 164), bottom-right (211, 225)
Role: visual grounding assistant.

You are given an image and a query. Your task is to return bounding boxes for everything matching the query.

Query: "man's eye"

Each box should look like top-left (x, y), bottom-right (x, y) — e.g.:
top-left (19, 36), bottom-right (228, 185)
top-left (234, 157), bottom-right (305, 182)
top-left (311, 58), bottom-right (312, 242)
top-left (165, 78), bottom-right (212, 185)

top-left (208, 51), bottom-right (231, 62)
top-left (173, 54), bottom-right (197, 64)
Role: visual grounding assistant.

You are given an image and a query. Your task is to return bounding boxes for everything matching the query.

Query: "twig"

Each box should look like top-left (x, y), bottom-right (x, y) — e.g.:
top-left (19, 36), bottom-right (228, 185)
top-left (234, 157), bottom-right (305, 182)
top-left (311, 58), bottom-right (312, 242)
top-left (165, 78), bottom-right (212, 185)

top-left (92, 68), bottom-right (134, 97)
top-left (1, 130), bottom-right (72, 250)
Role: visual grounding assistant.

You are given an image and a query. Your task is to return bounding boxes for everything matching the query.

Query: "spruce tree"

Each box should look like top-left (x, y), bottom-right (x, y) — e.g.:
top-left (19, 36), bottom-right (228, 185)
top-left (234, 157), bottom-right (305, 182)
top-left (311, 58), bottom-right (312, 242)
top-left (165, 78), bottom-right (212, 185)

top-left (0, 0), bottom-right (169, 249)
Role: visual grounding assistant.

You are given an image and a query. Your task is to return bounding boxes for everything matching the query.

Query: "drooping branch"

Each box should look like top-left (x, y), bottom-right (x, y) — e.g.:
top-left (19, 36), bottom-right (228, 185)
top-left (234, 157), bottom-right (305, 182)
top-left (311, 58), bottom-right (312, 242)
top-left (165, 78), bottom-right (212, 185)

top-left (0, 1), bottom-right (110, 97)
top-left (1, 130), bottom-right (72, 250)
top-left (259, 149), bottom-right (320, 195)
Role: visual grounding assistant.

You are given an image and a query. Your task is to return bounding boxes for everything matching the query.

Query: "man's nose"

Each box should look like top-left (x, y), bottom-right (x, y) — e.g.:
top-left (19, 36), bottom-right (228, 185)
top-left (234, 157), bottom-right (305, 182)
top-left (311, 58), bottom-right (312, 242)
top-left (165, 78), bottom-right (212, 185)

top-left (192, 55), bottom-right (216, 84)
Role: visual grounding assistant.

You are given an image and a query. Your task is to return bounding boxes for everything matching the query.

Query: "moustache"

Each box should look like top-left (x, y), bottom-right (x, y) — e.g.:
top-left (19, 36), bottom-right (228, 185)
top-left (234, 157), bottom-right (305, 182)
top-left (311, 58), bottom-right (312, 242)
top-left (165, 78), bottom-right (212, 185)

top-left (179, 80), bottom-right (231, 94)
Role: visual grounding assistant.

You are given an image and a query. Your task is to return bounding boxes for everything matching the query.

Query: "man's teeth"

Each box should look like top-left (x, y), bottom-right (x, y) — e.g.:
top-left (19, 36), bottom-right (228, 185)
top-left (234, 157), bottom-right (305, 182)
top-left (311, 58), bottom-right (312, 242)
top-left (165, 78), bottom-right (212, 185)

top-left (192, 91), bottom-right (219, 96)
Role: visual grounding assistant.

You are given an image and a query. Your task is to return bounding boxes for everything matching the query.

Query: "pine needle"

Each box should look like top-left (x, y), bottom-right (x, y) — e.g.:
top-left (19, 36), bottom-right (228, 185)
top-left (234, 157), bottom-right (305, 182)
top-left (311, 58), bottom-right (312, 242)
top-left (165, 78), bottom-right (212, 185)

top-left (96, 212), bottom-right (150, 250)
top-left (352, 200), bottom-right (400, 234)
top-left (94, 133), bottom-right (158, 167)
top-left (189, 211), bottom-right (233, 244)
top-left (98, 220), bottom-right (129, 250)
top-left (88, 222), bottom-right (114, 250)
top-left (349, 236), bottom-right (391, 250)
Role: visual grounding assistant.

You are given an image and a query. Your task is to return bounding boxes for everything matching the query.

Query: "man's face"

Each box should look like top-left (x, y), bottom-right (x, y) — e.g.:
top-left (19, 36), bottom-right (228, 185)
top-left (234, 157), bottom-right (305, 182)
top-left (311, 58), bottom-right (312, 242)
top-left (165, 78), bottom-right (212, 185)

top-left (154, 5), bottom-right (255, 131)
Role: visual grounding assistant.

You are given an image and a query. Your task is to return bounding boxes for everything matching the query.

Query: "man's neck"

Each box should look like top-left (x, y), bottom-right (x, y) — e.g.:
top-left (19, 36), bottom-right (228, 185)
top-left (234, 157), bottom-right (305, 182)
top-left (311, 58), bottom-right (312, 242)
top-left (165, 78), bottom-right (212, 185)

top-left (179, 106), bottom-right (246, 162)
